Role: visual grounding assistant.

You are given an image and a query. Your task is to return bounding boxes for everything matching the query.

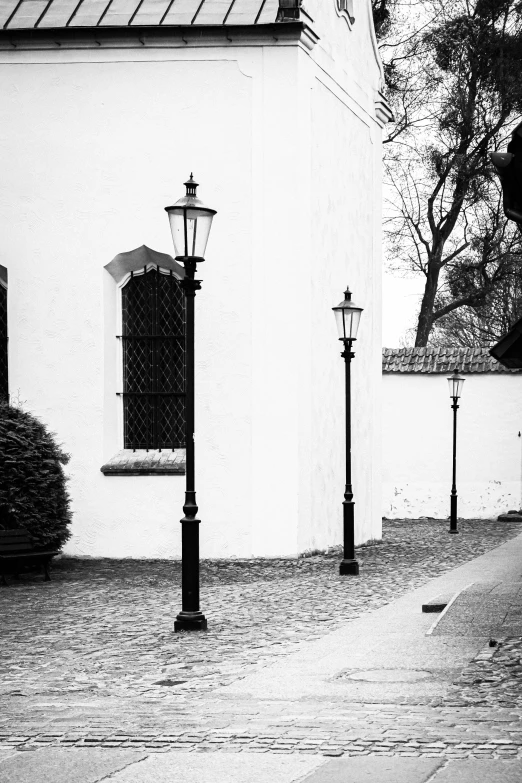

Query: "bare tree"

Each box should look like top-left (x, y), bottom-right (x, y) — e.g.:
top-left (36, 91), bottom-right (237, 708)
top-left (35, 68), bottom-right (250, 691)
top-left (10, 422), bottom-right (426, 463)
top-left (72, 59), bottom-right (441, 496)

top-left (383, 0), bottom-right (522, 346)
top-left (430, 272), bottom-right (522, 346)
top-left (430, 196), bottom-right (522, 344)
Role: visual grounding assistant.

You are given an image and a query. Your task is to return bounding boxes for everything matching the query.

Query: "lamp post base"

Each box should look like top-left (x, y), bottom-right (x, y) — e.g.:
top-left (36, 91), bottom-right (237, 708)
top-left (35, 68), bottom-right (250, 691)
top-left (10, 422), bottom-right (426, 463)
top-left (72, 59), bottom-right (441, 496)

top-left (339, 559), bottom-right (359, 576)
top-left (174, 611), bottom-right (208, 632)
top-left (449, 494), bottom-right (458, 534)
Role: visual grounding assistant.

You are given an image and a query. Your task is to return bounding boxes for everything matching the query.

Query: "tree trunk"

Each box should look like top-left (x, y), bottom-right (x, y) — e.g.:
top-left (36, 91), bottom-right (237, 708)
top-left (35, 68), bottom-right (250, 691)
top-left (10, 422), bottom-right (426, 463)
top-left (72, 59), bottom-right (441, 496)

top-left (415, 262), bottom-right (440, 346)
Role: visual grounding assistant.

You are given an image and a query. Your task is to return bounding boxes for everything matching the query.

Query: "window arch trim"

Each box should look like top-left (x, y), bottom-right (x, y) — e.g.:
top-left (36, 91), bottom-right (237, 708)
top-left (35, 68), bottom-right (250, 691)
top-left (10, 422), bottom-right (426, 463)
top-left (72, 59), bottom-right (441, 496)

top-left (104, 244), bottom-right (185, 287)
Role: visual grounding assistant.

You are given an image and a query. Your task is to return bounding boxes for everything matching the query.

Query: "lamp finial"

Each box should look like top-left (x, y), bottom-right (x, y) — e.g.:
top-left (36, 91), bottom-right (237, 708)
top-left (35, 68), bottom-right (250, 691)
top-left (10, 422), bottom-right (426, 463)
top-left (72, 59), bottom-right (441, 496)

top-left (184, 174), bottom-right (199, 198)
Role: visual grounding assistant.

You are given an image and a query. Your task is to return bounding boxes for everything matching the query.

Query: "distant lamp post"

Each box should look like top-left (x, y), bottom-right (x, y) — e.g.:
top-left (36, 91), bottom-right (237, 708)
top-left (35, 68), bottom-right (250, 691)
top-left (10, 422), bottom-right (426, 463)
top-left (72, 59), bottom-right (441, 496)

top-left (165, 174), bottom-right (216, 631)
top-left (332, 287), bottom-right (363, 575)
top-left (447, 368), bottom-right (465, 535)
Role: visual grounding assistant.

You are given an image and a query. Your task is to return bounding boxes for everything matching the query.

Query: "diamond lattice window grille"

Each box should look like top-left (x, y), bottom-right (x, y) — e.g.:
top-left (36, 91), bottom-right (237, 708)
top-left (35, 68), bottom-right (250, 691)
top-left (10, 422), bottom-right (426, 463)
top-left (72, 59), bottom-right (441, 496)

top-left (0, 285), bottom-right (7, 401)
top-left (121, 267), bottom-right (185, 450)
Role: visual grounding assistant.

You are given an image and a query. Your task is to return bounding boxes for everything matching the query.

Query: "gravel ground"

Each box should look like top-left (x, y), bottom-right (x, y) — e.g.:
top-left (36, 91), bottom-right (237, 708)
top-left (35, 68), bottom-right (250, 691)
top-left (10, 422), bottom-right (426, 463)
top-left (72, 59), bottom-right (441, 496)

top-left (1, 518), bottom-right (522, 758)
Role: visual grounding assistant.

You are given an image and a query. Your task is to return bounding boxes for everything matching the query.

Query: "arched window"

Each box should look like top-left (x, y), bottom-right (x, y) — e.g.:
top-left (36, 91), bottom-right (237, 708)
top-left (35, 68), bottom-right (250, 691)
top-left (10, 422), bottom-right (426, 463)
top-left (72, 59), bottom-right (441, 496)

top-left (121, 266), bottom-right (185, 450)
top-left (0, 267), bottom-right (7, 401)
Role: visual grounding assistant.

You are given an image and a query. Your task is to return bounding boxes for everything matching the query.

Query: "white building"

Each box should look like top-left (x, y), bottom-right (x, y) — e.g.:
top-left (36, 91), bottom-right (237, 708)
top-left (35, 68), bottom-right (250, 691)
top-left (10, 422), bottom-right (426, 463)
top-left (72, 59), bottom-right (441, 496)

top-left (382, 347), bottom-right (522, 520)
top-left (0, 1), bottom-right (391, 558)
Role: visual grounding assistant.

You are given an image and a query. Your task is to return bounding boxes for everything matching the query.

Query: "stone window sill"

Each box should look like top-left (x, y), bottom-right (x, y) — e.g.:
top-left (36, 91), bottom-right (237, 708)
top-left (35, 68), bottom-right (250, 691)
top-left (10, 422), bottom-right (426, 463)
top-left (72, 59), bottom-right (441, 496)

top-left (100, 449), bottom-right (186, 476)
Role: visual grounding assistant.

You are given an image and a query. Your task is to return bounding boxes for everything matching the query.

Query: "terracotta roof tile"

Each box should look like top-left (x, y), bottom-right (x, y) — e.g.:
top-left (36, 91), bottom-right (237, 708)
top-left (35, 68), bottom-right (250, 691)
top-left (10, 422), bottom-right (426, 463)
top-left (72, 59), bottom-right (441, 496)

top-left (382, 347), bottom-right (522, 374)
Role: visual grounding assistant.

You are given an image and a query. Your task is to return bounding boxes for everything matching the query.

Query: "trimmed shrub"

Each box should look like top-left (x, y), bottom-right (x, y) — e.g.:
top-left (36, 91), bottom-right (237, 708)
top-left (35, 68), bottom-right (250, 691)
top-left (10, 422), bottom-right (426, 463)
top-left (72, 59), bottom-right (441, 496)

top-left (0, 401), bottom-right (72, 550)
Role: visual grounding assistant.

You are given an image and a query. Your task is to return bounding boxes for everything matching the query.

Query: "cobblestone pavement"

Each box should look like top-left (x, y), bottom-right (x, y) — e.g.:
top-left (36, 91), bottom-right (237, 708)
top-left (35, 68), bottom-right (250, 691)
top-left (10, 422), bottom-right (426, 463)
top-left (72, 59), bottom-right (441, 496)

top-left (441, 637), bottom-right (522, 710)
top-left (2, 519), bottom-right (522, 760)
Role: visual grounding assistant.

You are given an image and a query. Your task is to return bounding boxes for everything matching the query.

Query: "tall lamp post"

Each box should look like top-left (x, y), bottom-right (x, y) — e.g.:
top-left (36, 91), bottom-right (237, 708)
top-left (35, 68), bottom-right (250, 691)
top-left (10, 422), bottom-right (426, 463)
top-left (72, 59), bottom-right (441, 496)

top-left (165, 175), bottom-right (216, 631)
top-left (448, 368), bottom-right (465, 535)
top-left (332, 287), bottom-right (363, 576)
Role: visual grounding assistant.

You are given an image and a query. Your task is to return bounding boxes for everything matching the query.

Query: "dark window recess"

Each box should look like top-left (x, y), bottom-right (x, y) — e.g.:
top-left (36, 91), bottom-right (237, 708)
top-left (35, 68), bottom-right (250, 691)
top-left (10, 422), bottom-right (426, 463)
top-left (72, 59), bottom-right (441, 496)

top-left (0, 284), bottom-right (7, 401)
top-left (121, 267), bottom-right (185, 450)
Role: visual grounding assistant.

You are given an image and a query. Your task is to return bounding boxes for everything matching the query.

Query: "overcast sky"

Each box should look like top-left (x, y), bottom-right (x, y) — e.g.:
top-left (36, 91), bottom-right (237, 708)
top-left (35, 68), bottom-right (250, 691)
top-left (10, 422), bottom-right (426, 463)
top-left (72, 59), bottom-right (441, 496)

top-left (382, 271), bottom-right (425, 348)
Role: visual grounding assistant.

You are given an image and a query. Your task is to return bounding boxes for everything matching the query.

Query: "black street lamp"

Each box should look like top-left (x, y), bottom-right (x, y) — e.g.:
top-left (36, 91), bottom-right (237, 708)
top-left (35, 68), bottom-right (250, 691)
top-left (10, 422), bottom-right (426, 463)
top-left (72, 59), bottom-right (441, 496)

top-left (165, 174), bottom-right (216, 631)
top-left (447, 368), bottom-right (465, 535)
top-left (332, 287), bottom-right (363, 576)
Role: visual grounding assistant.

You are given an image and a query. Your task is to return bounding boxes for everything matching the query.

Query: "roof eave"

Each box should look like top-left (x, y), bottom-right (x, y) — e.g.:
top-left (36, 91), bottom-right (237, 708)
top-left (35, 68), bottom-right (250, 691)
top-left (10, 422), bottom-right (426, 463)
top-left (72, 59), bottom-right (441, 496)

top-left (0, 21), bottom-right (319, 50)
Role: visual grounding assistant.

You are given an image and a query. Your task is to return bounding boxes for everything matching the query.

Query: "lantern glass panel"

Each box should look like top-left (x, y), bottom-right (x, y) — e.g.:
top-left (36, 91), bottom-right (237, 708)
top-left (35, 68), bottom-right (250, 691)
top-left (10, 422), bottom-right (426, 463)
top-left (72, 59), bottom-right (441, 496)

top-left (167, 207), bottom-right (215, 260)
top-left (447, 373), bottom-right (465, 398)
top-left (334, 306), bottom-right (362, 340)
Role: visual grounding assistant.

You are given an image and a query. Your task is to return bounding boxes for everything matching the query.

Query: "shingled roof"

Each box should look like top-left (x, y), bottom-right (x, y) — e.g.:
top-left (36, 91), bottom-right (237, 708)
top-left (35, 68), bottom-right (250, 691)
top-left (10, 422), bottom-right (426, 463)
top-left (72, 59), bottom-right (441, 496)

top-left (382, 347), bottom-right (522, 374)
top-left (0, 0), bottom-right (279, 30)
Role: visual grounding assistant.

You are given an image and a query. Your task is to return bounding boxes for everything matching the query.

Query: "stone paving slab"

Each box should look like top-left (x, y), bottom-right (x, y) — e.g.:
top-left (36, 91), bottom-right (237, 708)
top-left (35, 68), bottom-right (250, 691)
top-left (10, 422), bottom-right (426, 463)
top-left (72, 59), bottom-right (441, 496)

top-left (108, 750), bottom-right (324, 782)
top-left (2, 749), bottom-right (522, 783)
top-left (433, 582), bottom-right (522, 637)
top-left (0, 748), bottom-right (147, 783)
top-left (301, 757), bottom-right (444, 783)
top-left (433, 759), bottom-right (522, 782)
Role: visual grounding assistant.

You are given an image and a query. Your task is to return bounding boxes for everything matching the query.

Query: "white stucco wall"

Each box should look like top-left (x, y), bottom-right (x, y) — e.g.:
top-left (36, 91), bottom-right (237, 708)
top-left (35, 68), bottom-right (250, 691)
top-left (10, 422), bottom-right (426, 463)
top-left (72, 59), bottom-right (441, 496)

top-left (306, 70), bottom-right (383, 550)
top-left (313, 1), bottom-right (384, 84)
top-left (382, 373), bottom-right (522, 519)
top-left (2, 52), bottom-right (254, 558)
top-left (0, 11), bottom-right (385, 557)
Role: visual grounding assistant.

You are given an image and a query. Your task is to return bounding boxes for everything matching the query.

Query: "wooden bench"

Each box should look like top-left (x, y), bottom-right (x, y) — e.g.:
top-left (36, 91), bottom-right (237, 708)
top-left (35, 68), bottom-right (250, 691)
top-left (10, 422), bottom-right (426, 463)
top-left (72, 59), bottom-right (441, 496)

top-left (0, 529), bottom-right (58, 585)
